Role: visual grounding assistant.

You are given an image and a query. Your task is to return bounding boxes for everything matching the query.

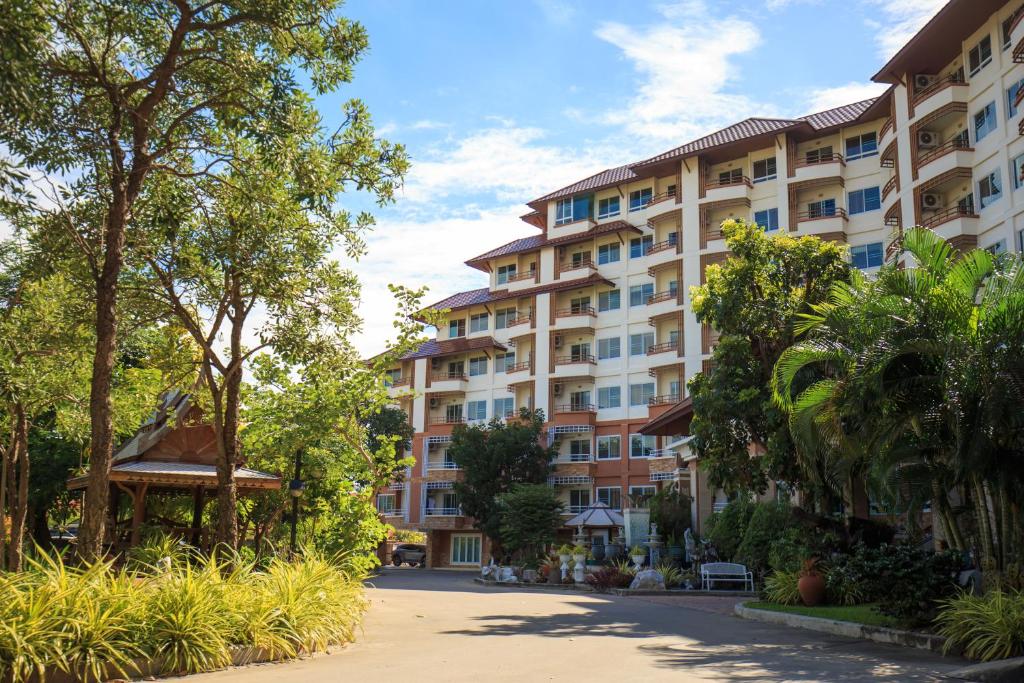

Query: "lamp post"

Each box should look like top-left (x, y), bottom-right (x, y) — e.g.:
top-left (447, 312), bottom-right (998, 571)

top-left (288, 449), bottom-right (305, 558)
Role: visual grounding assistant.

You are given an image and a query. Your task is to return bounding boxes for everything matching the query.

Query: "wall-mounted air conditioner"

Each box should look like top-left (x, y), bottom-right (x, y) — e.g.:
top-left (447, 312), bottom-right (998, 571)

top-left (920, 192), bottom-right (942, 210)
top-left (917, 130), bottom-right (939, 149)
top-left (914, 73), bottom-right (938, 90)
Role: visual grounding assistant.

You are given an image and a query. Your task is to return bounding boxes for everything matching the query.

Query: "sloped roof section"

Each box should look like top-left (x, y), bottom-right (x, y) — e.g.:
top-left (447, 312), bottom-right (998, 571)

top-left (402, 336), bottom-right (507, 361)
top-left (531, 164), bottom-right (637, 204)
top-left (466, 235), bottom-right (546, 269)
top-left (425, 287), bottom-right (493, 311)
top-left (799, 98), bottom-right (878, 130)
top-left (637, 118), bottom-right (800, 167)
top-left (419, 273), bottom-right (614, 318)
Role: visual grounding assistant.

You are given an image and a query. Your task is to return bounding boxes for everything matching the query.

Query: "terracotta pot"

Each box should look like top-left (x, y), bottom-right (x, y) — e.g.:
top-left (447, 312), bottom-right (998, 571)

top-left (798, 573), bottom-right (826, 606)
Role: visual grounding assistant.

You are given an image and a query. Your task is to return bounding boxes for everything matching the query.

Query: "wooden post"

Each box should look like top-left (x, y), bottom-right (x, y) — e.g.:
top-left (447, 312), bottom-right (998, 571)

top-left (190, 486), bottom-right (204, 547)
top-left (130, 483), bottom-right (148, 547)
top-left (109, 485), bottom-right (121, 544)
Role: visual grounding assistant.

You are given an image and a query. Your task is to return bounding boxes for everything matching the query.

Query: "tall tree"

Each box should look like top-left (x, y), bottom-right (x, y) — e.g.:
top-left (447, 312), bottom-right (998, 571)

top-left (688, 219), bottom-right (850, 500)
top-left (0, 0), bottom-right (389, 559)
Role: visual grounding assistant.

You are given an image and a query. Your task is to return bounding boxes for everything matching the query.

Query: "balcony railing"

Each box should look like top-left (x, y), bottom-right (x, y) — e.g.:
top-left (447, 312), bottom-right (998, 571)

top-left (555, 403), bottom-right (597, 413)
top-left (921, 204), bottom-right (977, 229)
top-left (648, 394), bottom-right (681, 406)
top-left (917, 136), bottom-right (971, 168)
top-left (554, 306), bottom-right (596, 318)
top-left (386, 376), bottom-right (412, 388)
top-left (559, 453), bottom-right (593, 463)
top-left (378, 508), bottom-right (408, 517)
top-left (506, 269), bottom-right (537, 283)
top-left (706, 174), bottom-right (752, 189)
top-left (506, 314), bottom-right (533, 327)
top-left (561, 255), bottom-right (596, 272)
top-left (881, 175), bottom-right (897, 200)
top-left (794, 152), bottom-right (844, 169)
top-left (646, 342), bottom-right (678, 356)
top-left (796, 207), bottom-right (847, 222)
top-left (423, 507), bottom-right (461, 517)
top-left (880, 117), bottom-right (894, 141)
top-left (646, 290), bottom-right (677, 305)
top-left (554, 354), bottom-right (596, 365)
top-left (565, 505), bottom-right (591, 514)
top-left (645, 189), bottom-right (678, 208)
top-left (647, 234), bottom-right (680, 254)
top-left (430, 371), bottom-right (467, 382)
top-left (426, 461), bottom-right (460, 470)
top-left (911, 73), bottom-right (966, 107)
top-left (429, 415), bottom-right (466, 425)
top-left (505, 361), bottom-right (531, 373)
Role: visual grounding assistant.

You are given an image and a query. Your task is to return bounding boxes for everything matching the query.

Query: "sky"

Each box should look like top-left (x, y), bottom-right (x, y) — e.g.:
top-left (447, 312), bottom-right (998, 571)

top-left (329, 0), bottom-right (948, 355)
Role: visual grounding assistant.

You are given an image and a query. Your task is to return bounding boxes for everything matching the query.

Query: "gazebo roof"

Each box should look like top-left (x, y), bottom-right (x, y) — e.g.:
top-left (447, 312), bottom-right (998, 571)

top-left (564, 502), bottom-right (625, 528)
top-left (67, 461), bottom-right (281, 491)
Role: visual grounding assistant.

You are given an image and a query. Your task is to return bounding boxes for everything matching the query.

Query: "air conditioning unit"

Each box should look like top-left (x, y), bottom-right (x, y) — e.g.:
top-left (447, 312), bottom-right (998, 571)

top-left (914, 73), bottom-right (938, 90)
top-left (917, 130), bottom-right (939, 148)
top-left (429, 398), bottom-right (439, 409)
top-left (921, 192), bottom-right (942, 210)
top-left (553, 384), bottom-right (563, 396)
top-left (431, 358), bottom-right (442, 369)
top-left (553, 335), bottom-right (563, 349)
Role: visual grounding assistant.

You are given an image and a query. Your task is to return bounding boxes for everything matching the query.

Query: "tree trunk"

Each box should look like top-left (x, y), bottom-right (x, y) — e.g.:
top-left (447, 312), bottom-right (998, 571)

top-left (7, 406), bottom-right (29, 571)
top-left (215, 282), bottom-right (245, 548)
top-left (972, 476), bottom-right (997, 574)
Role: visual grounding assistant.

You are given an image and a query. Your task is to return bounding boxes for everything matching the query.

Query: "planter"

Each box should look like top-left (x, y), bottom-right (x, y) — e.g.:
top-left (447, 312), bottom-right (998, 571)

top-left (631, 554), bottom-right (646, 567)
top-left (558, 553), bottom-right (571, 564)
top-left (668, 545), bottom-right (684, 562)
top-left (522, 569), bottom-right (538, 582)
top-left (798, 573), bottom-right (826, 606)
top-left (591, 544), bottom-right (606, 562)
top-left (572, 553), bottom-right (586, 565)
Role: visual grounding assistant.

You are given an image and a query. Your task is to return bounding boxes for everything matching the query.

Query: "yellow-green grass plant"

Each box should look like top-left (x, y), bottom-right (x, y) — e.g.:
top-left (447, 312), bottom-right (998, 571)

top-left (763, 569), bottom-right (801, 605)
top-left (935, 589), bottom-right (1024, 661)
top-left (654, 561), bottom-right (683, 588)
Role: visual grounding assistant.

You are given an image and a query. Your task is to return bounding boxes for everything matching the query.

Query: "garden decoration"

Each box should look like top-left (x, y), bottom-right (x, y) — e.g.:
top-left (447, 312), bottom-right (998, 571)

top-left (798, 558), bottom-right (826, 606)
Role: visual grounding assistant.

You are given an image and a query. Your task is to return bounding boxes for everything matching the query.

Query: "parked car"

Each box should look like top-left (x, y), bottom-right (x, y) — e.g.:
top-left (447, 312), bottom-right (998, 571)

top-left (392, 543), bottom-right (427, 567)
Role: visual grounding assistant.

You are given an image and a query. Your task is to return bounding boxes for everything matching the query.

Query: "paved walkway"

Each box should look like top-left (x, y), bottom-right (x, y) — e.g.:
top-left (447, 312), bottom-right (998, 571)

top-left (179, 568), bottom-right (971, 682)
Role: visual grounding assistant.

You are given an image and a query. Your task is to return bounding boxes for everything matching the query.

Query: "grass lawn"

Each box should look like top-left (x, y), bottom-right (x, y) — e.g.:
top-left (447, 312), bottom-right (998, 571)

top-left (746, 601), bottom-right (899, 628)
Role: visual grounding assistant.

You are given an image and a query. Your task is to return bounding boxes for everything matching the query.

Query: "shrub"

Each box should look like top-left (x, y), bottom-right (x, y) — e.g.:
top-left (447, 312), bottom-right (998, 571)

top-left (935, 590), bottom-right (1024, 661)
top-left (847, 543), bottom-right (961, 625)
top-left (735, 502), bottom-right (794, 576)
top-left (649, 486), bottom-right (692, 543)
top-left (763, 569), bottom-right (801, 605)
top-left (707, 498), bottom-right (755, 561)
top-left (654, 561), bottom-right (684, 588)
top-left (824, 557), bottom-right (865, 607)
top-left (585, 566), bottom-right (634, 592)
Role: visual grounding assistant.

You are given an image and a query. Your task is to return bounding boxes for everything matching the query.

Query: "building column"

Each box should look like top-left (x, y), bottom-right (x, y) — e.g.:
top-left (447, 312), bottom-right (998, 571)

top-left (129, 483), bottom-right (149, 547)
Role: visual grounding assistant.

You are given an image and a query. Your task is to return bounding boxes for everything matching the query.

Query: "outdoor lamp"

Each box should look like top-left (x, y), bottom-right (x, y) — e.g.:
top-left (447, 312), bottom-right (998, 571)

top-left (288, 478), bottom-right (305, 498)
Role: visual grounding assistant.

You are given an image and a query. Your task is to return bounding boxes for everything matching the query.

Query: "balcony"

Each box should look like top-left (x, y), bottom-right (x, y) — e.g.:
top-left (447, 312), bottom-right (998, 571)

top-left (558, 255), bottom-right (598, 281)
top-left (792, 153), bottom-right (845, 183)
top-left (428, 415), bottom-right (466, 427)
top-left (920, 204), bottom-right (978, 238)
top-left (647, 234), bottom-right (680, 255)
top-left (379, 508), bottom-right (408, 518)
top-left (553, 306), bottom-right (596, 331)
top-left (503, 269), bottom-right (539, 291)
top-left (915, 137), bottom-right (973, 184)
top-left (646, 340), bottom-right (679, 361)
top-left (426, 459), bottom-right (460, 471)
top-left (911, 74), bottom-right (967, 121)
top-left (505, 312), bottom-right (533, 329)
top-left (504, 360), bottom-right (532, 385)
top-left (647, 188), bottom-right (679, 209)
top-left (796, 207), bottom-right (847, 236)
top-left (703, 175), bottom-right (752, 203)
top-left (881, 174), bottom-right (897, 201)
top-left (879, 118), bottom-right (895, 153)
top-left (385, 376), bottom-right (413, 399)
top-left (427, 371), bottom-right (468, 393)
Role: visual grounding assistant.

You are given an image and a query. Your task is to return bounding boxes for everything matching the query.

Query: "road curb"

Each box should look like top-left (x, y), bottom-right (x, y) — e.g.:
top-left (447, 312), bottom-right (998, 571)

top-left (734, 601), bottom-right (948, 654)
top-left (945, 656), bottom-right (1024, 681)
top-left (472, 577), bottom-right (595, 591)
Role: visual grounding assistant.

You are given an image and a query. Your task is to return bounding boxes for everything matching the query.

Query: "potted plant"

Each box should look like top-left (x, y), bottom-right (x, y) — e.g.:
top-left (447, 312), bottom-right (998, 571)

top-left (571, 544), bottom-right (587, 564)
top-left (630, 545), bottom-right (646, 567)
top-left (798, 558), bottom-right (826, 607)
top-left (558, 544), bottom-right (573, 564)
top-left (667, 534), bottom-right (684, 563)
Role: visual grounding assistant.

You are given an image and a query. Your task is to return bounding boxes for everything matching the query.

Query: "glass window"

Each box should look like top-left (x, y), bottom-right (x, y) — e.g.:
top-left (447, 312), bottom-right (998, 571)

top-left (1013, 154), bottom-right (1024, 189)
top-left (629, 235), bottom-right (654, 258)
top-left (448, 319), bottom-right (466, 338)
top-left (629, 434), bottom-right (656, 458)
top-left (848, 187), bottom-right (881, 214)
top-left (466, 400), bottom-right (487, 422)
top-left (629, 332), bottom-right (654, 356)
top-left (718, 167), bottom-right (742, 184)
top-left (851, 242), bottom-right (884, 269)
top-left (806, 198), bottom-right (836, 218)
top-left (468, 356), bottom-right (488, 376)
top-left (451, 534), bottom-right (481, 565)
top-left (495, 307), bottom-right (517, 329)
top-left (752, 157), bottom-right (777, 182)
top-left (598, 289), bottom-right (621, 311)
top-left (385, 368), bottom-right (401, 385)
top-left (1009, 79), bottom-right (1024, 119)
top-left (628, 188), bottom-right (653, 211)
top-left (555, 198), bottom-right (573, 224)
top-left (975, 101), bottom-right (998, 142)
top-left (979, 170), bottom-right (1003, 208)
top-left (596, 487), bottom-right (622, 510)
top-left (987, 239), bottom-right (1008, 255)
top-left (568, 439), bottom-right (591, 461)
top-left (805, 145), bottom-right (833, 164)
top-left (597, 242), bottom-right (620, 264)
top-left (597, 386), bottom-right (621, 409)
top-left (597, 196), bottom-right (620, 219)
top-left (495, 351), bottom-right (515, 373)
top-left (493, 397), bottom-right (514, 418)
top-left (753, 208), bottom-right (779, 231)
top-left (469, 312), bottom-right (489, 333)
top-left (496, 264), bottom-right (516, 285)
top-left (629, 382), bottom-right (655, 406)
top-left (845, 132), bottom-right (878, 161)
top-left (629, 485), bottom-right (657, 500)
top-left (376, 493), bottom-right (396, 514)
top-left (969, 35), bottom-right (993, 75)
top-left (569, 489), bottom-right (591, 511)
top-left (597, 337), bottom-right (620, 360)
top-left (629, 283), bottom-right (654, 307)
top-left (597, 436), bottom-right (621, 460)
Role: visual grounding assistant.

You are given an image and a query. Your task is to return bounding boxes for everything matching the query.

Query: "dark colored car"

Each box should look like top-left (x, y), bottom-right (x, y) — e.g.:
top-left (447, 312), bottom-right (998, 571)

top-left (392, 543), bottom-right (427, 567)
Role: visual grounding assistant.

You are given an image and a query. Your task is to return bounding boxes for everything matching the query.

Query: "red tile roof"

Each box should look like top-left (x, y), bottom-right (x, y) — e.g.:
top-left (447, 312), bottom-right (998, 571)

top-left (465, 221), bottom-right (642, 270)
top-left (402, 336), bottom-right (507, 361)
top-left (420, 273), bottom-right (614, 317)
top-left (466, 235), bottom-right (546, 269)
top-left (799, 98), bottom-right (878, 130)
top-left (531, 164), bottom-right (638, 204)
top-left (638, 118), bottom-right (800, 167)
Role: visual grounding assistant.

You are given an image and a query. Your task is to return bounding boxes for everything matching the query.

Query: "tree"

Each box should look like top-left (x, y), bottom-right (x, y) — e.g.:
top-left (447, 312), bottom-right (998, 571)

top-left (449, 409), bottom-right (556, 556)
top-left (497, 484), bottom-right (563, 565)
top-left (363, 406), bottom-right (414, 479)
top-left (0, 0), bottom-right (397, 559)
top-left (688, 219), bottom-right (850, 501)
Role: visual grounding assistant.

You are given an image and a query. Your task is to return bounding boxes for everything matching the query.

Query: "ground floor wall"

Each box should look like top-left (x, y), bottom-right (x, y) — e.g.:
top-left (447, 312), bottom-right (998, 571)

top-left (425, 529), bottom-right (491, 569)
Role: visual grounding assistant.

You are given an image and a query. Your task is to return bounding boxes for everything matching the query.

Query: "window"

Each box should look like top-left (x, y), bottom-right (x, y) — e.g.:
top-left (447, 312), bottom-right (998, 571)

top-left (717, 167), bottom-right (742, 184)
top-left (448, 319), bottom-right (466, 338)
top-left (1013, 153), bottom-right (1024, 189)
top-left (974, 101), bottom-right (998, 142)
top-left (987, 239), bottom-right (1008, 255)
top-left (493, 397), bottom-right (514, 419)
top-left (451, 534), bottom-right (481, 565)
top-left (596, 487), bottom-right (622, 510)
top-left (597, 436), bottom-right (621, 460)
top-left (445, 403), bottom-right (463, 422)
top-left (957, 193), bottom-right (975, 214)
top-left (469, 312), bottom-right (489, 333)
top-left (805, 145), bottom-right (833, 164)
top-left (598, 289), bottom-right (621, 311)
top-left (629, 235), bottom-right (654, 258)
top-left (629, 382), bottom-right (655, 406)
top-left (629, 332), bottom-right (654, 356)
top-left (597, 336), bottom-right (621, 360)
top-left (496, 264), bottom-right (516, 285)
top-left (752, 157), bottom-right (777, 182)
top-left (979, 170), bottom-right (1003, 208)
top-left (629, 485), bottom-right (657, 501)
top-left (754, 208), bottom-right (779, 231)
top-left (597, 242), bottom-right (620, 264)
top-left (466, 400), bottom-right (487, 422)
top-left (555, 198), bottom-right (573, 225)
top-left (568, 389), bottom-right (591, 410)
top-left (568, 439), bottom-right (592, 462)
top-left (569, 296), bottom-right (590, 313)
top-left (806, 198), bottom-right (836, 218)
top-left (969, 34), bottom-right (992, 76)
top-left (376, 493), bottom-right (396, 514)
top-left (569, 489), bottom-right (591, 512)
top-left (629, 283), bottom-right (654, 307)
top-left (1019, 228), bottom-right (1024, 252)
top-left (495, 307), bottom-right (517, 329)
top-left (568, 342), bottom-right (591, 362)
top-left (597, 385), bottom-right (621, 409)
top-left (598, 196), bottom-right (620, 219)
top-left (845, 132), bottom-right (878, 161)
top-left (495, 351), bottom-right (515, 373)
top-left (628, 188), bottom-right (653, 211)
top-left (851, 242), bottom-right (884, 270)
top-left (1009, 79), bottom-right (1024, 119)
top-left (468, 356), bottom-right (488, 376)
top-left (385, 368), bottom-right (401, 385)
top-left (848, 187), bottom-right (881, 215)
top-left (446, 360), bottom-right (464, 377)
top-left (629, 434), bottom-right (656, 458)
top-left (666, 184), bottom-right (677, 197)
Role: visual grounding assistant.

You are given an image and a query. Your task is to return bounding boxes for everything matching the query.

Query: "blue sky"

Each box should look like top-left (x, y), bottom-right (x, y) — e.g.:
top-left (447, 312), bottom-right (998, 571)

top-left (333, 0), bottom-right (947, 354)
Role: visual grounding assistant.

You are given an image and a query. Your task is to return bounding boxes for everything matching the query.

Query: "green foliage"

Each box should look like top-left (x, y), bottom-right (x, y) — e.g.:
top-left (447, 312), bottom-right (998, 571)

top-left (763, 570), bottom-right (801, 605)
top-left (394, 530), bottom-right (426, 544)
top-left (649, 485), bottom-right (693, 544)
top-left (746, 601), bottom-right (897, 628)
top-left (497, 484), bottom-right (564, 563)
top-left (450, 409), bottom-right (555, 552)
top-left (707, 498), bottom-right (756, 561)
top-left (735, 502), bottom-right (795, 576)
top-left (585, 566), bottom-right (634, 592)
top-left (936, 590), bottom-right (1024, 661)
top-left (824, 558), bottom-right (866, 607)
top-left (846, 544), bottom-right (961, 624)
top-left (654, 561), bottom-right (684, 588)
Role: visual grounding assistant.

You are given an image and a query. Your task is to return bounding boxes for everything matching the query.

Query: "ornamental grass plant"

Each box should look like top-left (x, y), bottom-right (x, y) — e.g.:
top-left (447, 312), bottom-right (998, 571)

top-left (0, 544), bottom-right (368, 682)
top-left (935, 589), bottom-right (1024, 661)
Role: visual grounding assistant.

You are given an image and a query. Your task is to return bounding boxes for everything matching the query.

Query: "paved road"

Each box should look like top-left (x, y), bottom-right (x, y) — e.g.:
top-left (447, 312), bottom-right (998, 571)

top-left (180, 568), bottom-right (971, 682)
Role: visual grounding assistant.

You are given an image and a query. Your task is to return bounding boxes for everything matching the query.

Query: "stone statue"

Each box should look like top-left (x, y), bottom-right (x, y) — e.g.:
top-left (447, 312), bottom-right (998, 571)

top-left (684, 528), bottom-right (696, 563)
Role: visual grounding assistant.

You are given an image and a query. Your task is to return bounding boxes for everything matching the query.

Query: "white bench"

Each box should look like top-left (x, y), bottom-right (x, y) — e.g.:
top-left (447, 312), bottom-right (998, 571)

top-left (700, 562), bottom-right (753, 591)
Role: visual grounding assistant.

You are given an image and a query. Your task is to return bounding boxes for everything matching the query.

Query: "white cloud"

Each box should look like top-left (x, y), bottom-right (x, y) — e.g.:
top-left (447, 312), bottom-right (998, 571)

top-left (804, 81), bottom-right (890, 113)
top-left (593, 1), bottom-right (771, 143)
top-left (865, 0), bottom-right (947, 60)
top-left (534, 0), bottom-right (576, 25)
top-left (410, 120), bottom-right (448, 130)
top-left (765, 0), bottom-right (821, 9)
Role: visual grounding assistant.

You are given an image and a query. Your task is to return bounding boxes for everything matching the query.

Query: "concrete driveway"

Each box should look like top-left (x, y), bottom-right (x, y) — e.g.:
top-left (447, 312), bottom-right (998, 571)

top-left (179, 567), bottom-right (971, 682)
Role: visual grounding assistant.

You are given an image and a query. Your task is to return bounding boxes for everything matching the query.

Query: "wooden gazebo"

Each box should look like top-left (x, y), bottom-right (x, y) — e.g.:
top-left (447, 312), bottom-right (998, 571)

top-left (68, 391), bottom-right (281, 549)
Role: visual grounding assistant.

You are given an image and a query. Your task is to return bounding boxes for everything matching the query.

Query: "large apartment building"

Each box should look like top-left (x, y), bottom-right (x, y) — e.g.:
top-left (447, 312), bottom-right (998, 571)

top-left (379, 0), bottom-right (1024, 569)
